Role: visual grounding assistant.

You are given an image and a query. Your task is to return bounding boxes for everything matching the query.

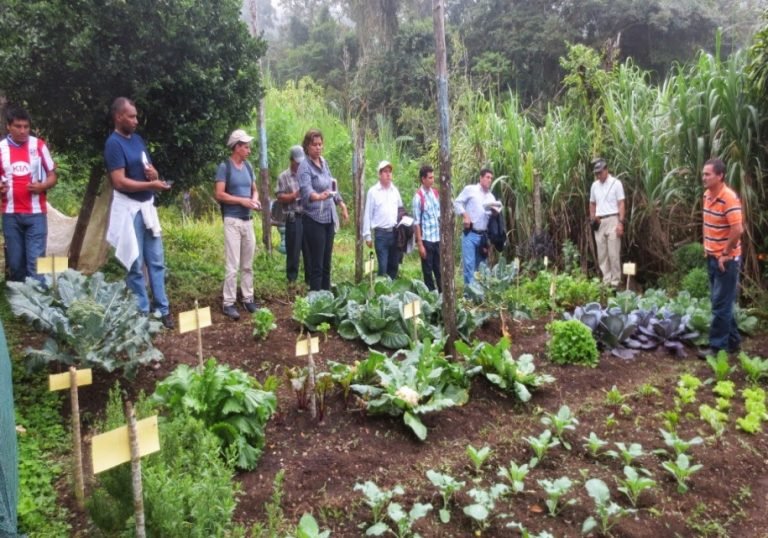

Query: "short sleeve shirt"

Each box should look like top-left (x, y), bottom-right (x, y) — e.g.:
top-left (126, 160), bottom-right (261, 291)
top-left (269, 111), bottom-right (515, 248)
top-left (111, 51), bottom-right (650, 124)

top-left (104, 131), bottom-right (154, 202)
top-left (589, 175), bottom-right (625, 217)
top-left (215, 160), bottom-right (254, 220)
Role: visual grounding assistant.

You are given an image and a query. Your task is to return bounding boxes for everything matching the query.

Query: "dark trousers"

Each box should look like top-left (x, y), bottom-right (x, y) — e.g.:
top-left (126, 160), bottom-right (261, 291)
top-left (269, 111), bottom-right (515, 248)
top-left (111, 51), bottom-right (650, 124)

top-left (374, 228), bottom-right (400, 280)
top-left (303, 215), bottom-right (334, 291)
top-left (285, 216), bottom-right (309, 284)
top-left (707, 255), bottom-right (741, 352)
top-left (2, 213), bottom-right (47, 283)
top-left (421, 240), bottom-right (442, 292)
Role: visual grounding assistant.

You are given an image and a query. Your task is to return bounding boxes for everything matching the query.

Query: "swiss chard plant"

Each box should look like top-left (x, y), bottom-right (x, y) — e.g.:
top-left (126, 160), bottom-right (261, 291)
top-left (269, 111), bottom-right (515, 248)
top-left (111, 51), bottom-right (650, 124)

top-left (349, 340), bottom-right (469, 440)
top-left (8, 270), bottom-right (164, 378)
top-left (457, 337), bottom-right (554, 402)
top-left (466, 445), bottom-right (493, 474)
top-left (152, 358), bottom-right (278, 470)
top-left (738, 352), bottom-right (768, 384)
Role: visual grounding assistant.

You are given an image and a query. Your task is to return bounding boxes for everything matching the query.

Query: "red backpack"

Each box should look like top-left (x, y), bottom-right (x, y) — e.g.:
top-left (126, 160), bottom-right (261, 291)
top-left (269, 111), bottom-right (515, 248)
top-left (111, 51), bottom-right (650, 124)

top-left (416, 187), bottom-right (439, 222)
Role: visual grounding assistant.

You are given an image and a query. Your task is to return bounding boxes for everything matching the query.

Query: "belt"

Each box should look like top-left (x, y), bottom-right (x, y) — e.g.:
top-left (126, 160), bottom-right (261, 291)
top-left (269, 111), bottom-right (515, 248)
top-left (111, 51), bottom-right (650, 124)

top-left (374, 227), bottom-right (394, 233)
top-left (471, 229), bottom-right (486, 234)
top-left (598, 213), bottom-right (618, 218)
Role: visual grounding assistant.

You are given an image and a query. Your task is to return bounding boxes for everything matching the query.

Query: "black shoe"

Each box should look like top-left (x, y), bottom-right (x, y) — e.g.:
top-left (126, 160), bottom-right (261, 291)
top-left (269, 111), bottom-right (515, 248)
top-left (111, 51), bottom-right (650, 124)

top-left (161, 313), bottom-right (175, 330)
top-left (222, 304), bottom-right (240, 320)
top-left (696, 347), bottom-right (721, 360)
top-left (242, 301), bottom-right (259, 314)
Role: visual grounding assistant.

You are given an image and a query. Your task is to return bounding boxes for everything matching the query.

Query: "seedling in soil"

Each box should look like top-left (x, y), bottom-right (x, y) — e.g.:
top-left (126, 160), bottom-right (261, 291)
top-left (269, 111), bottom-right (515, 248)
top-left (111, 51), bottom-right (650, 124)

top-left (636, 383), bottom-right (661, 398)
top-left (737, 387), bottom-right (767, 434)
top-left (675, 374), bottom-right (702, 406)
top-left (466, 444), bottom-right (493, 475)
top-left (463, 483), bottom-right (509, 531)
top-left (354, 481), bottom-right (404, 527)
top-left (699, 404), bottom-right (727, 436)
top-left (383, 501), bottom-right (433, 538)
top-left (426, 470), bottom-right (465, 523)
top-left (713, 380), bottom-right (736, 400)
top-left (251, 307), bottom-right (277, 340)
top-left (505, 522), bottom-right (555, 538)
top-left (604, 385), bottom-right (626, 406)
top-left (524, 429), bottom-right (560, 468)
top-left (658, 429), bottom-right (704, 457)
top-left (285, 366), bottom-right (309, 410)
top-left (604, 413), bottom-right (618, 430)
top-left (738, 352), bottom-right (768, 384)
top-left (706, 350), bottom-right (735, 382)
top-left (661, 453), bottom-right (703, 493)
top-left (314, 372), bottom-right (334, 421)
top-left (497, 460), bottom-right (530, 494)
top-left (606, 442), bottom-right (645, 466)
top-left (660, 410), bottom-right (680, 431)
top-left (317, 322), bottom-right (331, 342)
top-left (537, 476), bottom-right (576, 516)
top-left (582, 478), bottom-right (635, 534)
top-left (292, 297), bottom-right (310, 336)
top-left (540, 405), bottom-right (579, 450)
top-left (617, 465), bottom-right (656, 506)
top-left (289, 513), bottom-right (330, 538)
top-left (582, 432), bottom-right (608, 458)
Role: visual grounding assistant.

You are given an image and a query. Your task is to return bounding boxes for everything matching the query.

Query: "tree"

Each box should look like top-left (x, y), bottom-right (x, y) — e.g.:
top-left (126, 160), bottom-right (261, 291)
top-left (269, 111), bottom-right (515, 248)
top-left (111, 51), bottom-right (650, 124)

top-left (0, 0), bottom-right (265, 265)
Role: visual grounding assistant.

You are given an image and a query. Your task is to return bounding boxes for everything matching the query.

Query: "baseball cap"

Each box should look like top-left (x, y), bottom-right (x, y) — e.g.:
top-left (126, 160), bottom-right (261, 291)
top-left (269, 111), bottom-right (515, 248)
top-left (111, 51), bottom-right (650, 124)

top-left (290, 145), bottom-right (305, 163)
top-left (227, 129), bottom-right (254, 148)
top-left (592, 158), bottom-right (607, 174)
top-left (377, 160), bottom-right (393, 173)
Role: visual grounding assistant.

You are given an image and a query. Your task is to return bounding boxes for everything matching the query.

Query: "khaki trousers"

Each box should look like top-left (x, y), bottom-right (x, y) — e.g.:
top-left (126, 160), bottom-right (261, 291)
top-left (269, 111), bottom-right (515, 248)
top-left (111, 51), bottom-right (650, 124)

top-left (223, 216), bottom-right (255, 306)
top-left (595, 215), bottom-right (621, 287)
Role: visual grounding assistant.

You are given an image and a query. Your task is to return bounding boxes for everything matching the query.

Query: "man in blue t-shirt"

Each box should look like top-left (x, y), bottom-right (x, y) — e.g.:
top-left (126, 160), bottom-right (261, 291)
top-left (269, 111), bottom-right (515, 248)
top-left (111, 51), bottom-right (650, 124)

top-left (214, 129), bottom-right (262, 320)
top-left (104, 97), bottom-right (174, 329)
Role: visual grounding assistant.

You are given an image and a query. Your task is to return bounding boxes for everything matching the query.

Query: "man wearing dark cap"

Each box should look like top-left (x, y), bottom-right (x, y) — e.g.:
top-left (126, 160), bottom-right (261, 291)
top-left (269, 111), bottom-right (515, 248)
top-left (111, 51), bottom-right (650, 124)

top-left (276, 145), bottom-right (309, 288)
top-left (589, 158), bottom-right (625, 287)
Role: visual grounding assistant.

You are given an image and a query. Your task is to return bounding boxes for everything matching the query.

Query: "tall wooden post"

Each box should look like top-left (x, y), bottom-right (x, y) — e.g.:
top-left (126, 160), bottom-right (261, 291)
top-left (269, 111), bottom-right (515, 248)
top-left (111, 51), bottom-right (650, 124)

top-left (125, 401), bottom-right (146, 538)
top-left (352, 120), bottom-right (366, 283)
top-left (432, 0), bottom-right (458, 355)
top-left (258, 96), bottom-right (272, 253)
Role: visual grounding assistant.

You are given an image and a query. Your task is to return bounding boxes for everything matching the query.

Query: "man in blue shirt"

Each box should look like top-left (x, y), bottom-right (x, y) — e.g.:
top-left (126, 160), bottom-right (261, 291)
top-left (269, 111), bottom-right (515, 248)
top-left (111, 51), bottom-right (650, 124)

top-left (454, 168), bottom-right (499, 287)
top-left (411, 165), bottom-right (441, 292)
top-left (104, 97), bottom-right (174, 329)
top-left (214, 129), bottom-right (261, 320)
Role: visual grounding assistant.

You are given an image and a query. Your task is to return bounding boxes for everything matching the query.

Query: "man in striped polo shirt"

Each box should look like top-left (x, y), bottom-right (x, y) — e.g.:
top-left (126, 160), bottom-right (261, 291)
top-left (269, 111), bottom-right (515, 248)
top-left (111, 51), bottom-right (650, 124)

top-left (0, 106), bottom-right (57, 282)
top-left (698, 158), bottom-right (743, 358)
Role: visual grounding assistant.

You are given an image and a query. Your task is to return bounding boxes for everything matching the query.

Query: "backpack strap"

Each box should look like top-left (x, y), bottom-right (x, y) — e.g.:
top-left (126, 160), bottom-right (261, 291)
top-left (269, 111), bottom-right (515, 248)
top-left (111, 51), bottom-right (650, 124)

top-left (224, 159), bottom-right (255, 197)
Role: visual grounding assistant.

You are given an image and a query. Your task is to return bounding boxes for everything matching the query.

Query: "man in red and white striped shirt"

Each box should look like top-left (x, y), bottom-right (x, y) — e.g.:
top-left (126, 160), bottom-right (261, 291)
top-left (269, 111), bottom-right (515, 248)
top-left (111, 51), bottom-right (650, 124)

top-left (698, 158), bottom-right (742, 358)
top-left (0, 106), bottom-right (57, 282)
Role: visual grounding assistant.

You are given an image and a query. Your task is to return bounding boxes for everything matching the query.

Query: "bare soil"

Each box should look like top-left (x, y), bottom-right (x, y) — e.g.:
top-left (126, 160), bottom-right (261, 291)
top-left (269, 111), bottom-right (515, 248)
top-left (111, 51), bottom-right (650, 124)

top-left (66, 298), bottom-right (768, 537)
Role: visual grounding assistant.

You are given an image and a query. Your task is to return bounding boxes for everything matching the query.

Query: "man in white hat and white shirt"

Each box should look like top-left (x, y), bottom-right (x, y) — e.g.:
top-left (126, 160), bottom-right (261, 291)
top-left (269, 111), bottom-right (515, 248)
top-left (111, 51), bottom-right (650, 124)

top-left (589, 158), bottom-right (625, 287)
top-left (214, 129), bottom-right (261, 320)
top-left (362, 160), bottom-right (404, 279)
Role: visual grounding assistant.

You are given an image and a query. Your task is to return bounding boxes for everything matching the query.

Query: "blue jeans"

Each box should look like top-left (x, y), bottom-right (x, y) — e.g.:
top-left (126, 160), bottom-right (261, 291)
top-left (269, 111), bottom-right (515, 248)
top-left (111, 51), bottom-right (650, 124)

top-left (2, 213), bottom-right (47, 283)
top-left (126, 212), bottom-right (170, 315)
top-left (707, 255), bottom-right (740, 352)
top-left (374, 229), bottom-right (399, 280)
top-left (462, 230), bottom-right (487, 285)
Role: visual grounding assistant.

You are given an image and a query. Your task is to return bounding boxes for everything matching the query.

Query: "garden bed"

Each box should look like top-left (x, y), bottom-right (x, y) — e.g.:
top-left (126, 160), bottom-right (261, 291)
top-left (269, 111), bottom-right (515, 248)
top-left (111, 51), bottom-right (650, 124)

top-left (56, 298), bottom-right (768, 537)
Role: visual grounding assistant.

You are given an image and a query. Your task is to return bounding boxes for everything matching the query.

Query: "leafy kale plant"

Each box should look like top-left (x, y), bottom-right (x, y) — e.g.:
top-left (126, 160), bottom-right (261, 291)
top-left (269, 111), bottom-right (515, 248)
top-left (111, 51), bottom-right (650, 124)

top-left (466, 444), bottom-right (493, 474)
top-left (7, 270), bottom-right (163, 377)
top-left (582, 478), bottom-right (635, 534)
top-left (152, 358), bottom-right (278, 470)
top-left (457, 337), bottom-right (554, 401)
top-left (426, 470), bottom-right (465, 523)
top-left (661, 453), bottom-right (703, 493)
top-left (540, 405), bottom-right (579, 450)
top-left (537, 476), bottom-right (575, 516)
top-left (497, 460), bottom-right (529, 494)
top-left (617, 466), bottom-right (656, 507)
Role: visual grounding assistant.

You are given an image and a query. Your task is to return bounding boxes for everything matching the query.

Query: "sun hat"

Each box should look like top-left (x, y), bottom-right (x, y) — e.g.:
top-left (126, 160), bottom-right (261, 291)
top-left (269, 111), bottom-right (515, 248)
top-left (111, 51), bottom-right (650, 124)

top-left (227, 129), bottom-right (254, 148)
top-left (290, 145), bottom-right (305, 163)
top-left (592, 158), bottom-right (607, 174)
top-left (377, 160), bottom-right (393, 173)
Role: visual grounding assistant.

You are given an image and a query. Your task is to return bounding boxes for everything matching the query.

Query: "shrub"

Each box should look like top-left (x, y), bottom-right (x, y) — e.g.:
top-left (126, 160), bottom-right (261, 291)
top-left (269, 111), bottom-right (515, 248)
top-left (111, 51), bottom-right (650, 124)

top-left (547, 320), bottom-right (599, 367)
top-left (681, 267), bottom-right (709, 299)
top-left (674, 243), bottom-right (706, 274)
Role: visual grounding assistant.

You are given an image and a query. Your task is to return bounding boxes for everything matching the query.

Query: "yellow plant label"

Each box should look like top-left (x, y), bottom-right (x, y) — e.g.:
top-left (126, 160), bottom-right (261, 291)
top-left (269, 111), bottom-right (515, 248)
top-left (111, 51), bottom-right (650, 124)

top-left (295, 337), bottom-right (319, 357)
top-left (36, 256), bottom-right (69, 274)
top-left (178, 306), bottom-right (212, 334)
top-left (91, 416), bottom-right (160, 474)
top-left (623, 263), bottom-right (636, 276)
top-left (402, 300), bottom-right (421, 320)
top-left (364, 259), bottom-right (375, 275)
top-left (48, 369), bottom-right (92, 391)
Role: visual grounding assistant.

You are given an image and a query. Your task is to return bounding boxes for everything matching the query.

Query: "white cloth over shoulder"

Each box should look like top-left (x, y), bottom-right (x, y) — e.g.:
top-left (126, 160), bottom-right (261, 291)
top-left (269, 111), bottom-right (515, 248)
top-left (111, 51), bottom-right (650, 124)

top-left (106, 190), bottom-right (161, 269)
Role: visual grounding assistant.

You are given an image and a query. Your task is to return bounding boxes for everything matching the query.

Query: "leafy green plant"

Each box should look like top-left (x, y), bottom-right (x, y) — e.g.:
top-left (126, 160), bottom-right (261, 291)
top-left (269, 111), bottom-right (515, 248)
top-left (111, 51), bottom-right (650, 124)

top-left (606, 442), bottom-right (646, 466)
top-left (661, 453), bottom-right (703, 493)
top-left (457, 337), bottom-right (554, 401)
top-left (381, 501), bottom-right (433, 538)
top-left (314, 372), bottom-right (334, 422)
top-left (525, 429), bottom-right (560, 468)
top-left (537, 476), bottom-right (576, 516)
top-left (466, 257), bottom-right (519, 333)
top-left (292, 296), bottom-right (310, 336)
top-left (317, 322), bottom-right (331, 342)
top-left (738, 352), bottom-right (768, 384)
top-left (285, 366), bottom-right (309, 410)
top-left (706, 350), bottom-right (735, 382)
top-left (426, 470), bottom-right (465, 524)
top-left (582, 478), bottom-right (635, 534)
top-left (497, 460), bottom-right (530, 494)
top-left (737, 387), bottom-right (767, 434)
top-left (699, 404), bottom-right (728, 436)
top-left (681, 267), bottom-right (709, 299)
top-left (152, 358), bottom-right (278, 470)
top-left (349, 340), bottom-right (469, 440)
top-left (582, 432), bottom-right (608, 458)
top-left (546, 319), bottom-right (599, 367)
top-left (505, 522), bottom-right (555, 538)
top-left (604, 385), bottom-right (626, 406)
top-left (734, 305), bottom-right (759, 336)
top-left (633, 309), bottom-right (699, 358)
top-left (713, 380), bottom-right (736, 400)
top-left (658, 429), bottom-right (704, 457)
top-left (354, 481), bottom-right (404, 532)
top-left (463, 484), bottom-right (509, 531)
top-left (7, 270), bottom-right (163, 377)
top-left (540, 405), bottom-right (579, 450)
top-left (616, 466), bottom-right (656, 507)
top-left (661, 410), bottom-right (680, 431)
top-left (287, 513), bottom-right (331, 538)
top-left (736, 413), bottom-right (763, 433)
top-left (327, 360), bottom-right (356, 404)
top-left (466, 444), bottom-right (493, 474)
top-left (636, 383), bottom-right (661, 398)
top-left (675, 373), bottom-right (702, 406)
top-left (251, 307), bottom-right (276, 340)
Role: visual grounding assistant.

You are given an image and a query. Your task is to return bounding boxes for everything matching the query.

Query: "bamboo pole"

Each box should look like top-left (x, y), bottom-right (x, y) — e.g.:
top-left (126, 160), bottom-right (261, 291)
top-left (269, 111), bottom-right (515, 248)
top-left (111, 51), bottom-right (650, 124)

top-left (353, 120), bottom-right (366, 283)
top-left (69, 367), bottom-right (85, 510)
top-left (195, 299), bottom-right (203, 368)
top-left (124, 401), bottom-right (146, 538)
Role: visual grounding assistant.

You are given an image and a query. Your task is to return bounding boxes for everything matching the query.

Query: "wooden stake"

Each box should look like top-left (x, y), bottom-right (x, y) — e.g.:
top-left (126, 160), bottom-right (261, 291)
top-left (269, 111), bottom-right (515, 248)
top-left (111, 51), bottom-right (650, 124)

top-left (306, 334), bottom-right (317, 419)
top-left (195, 299), bottom-right (203, 368)
top-left (69, 367), bottom-right (85, 510)
top-left (125, 401), bottom-right (146, 538)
